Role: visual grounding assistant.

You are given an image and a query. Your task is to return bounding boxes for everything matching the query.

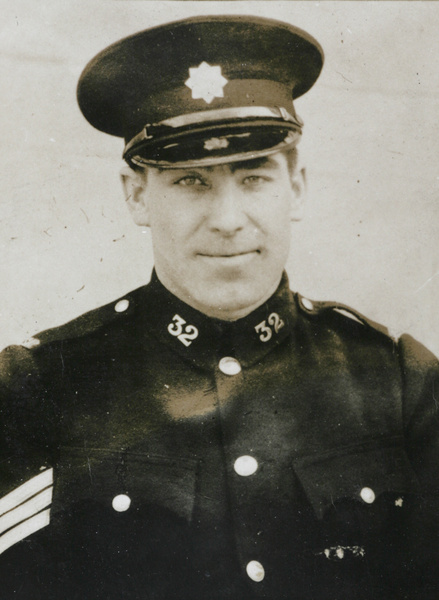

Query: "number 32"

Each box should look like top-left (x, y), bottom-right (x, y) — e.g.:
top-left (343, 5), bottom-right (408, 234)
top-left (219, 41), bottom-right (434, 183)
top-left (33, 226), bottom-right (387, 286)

top-left (167, 314), bottom-right (199, 347)
top-left (255, 313), bottom-right (284, 342)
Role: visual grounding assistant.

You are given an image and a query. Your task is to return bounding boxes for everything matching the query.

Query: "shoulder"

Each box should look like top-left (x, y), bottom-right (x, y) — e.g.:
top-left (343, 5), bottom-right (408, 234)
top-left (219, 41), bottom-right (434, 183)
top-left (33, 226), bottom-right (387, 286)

top-left (295, 291), bottom-right (394, 342)
top-left (0, 284), bottom-right (149, 390)
top-left (24, 284), bottom-right (149, 349)
top-left (294, 290), bottom-right (438, 379)
top-left (16, 283), bottom-right (151, 355)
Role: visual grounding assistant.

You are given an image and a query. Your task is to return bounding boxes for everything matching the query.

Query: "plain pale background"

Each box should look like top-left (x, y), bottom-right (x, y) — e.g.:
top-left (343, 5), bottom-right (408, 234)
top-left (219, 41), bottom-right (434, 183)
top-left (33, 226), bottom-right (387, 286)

top-left (1, 1), bottom-right (438, 356)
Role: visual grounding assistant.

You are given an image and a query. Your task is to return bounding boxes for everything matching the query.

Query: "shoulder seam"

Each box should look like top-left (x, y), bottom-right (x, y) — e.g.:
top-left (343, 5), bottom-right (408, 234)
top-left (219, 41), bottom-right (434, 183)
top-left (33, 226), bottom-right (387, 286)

top-left (22, 286), bottom-right (147, 349)
top-left (296, 293), bottom-right (395, 340)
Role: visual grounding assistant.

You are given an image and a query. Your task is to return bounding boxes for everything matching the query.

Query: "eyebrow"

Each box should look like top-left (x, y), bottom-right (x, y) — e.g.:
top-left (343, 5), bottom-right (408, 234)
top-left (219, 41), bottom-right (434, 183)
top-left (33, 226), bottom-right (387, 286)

top-left (155, 155), bottom-right (278, 176)
top-left (230, 156), bottom-right (278, 173)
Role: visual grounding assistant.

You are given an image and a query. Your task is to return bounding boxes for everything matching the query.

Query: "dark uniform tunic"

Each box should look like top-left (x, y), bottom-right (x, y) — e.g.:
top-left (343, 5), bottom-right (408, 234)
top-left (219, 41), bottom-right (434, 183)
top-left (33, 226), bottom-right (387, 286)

top-left (0, 272), bottom-right (438, 599)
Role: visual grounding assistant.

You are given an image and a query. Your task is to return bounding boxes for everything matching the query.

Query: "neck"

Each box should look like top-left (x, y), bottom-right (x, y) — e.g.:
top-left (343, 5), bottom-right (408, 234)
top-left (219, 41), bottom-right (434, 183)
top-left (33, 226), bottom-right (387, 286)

top-left (154, 271), bottom-right (282, 322)
top-left (199, 286), bottom-right (280, 321)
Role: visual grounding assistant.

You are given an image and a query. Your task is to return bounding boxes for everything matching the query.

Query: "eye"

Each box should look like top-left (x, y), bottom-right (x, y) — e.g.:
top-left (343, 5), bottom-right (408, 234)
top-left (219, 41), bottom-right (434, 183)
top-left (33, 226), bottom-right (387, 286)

top-left (243, 174), bottom-right (271, 185)
top-left (174, 175), bottom-right (207, 187)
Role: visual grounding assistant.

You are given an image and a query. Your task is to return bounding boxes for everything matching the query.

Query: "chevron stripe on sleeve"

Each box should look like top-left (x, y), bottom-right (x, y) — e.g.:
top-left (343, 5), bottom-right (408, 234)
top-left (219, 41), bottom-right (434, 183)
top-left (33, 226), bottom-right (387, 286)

top-left (0, 468), bottom-right (53, 555)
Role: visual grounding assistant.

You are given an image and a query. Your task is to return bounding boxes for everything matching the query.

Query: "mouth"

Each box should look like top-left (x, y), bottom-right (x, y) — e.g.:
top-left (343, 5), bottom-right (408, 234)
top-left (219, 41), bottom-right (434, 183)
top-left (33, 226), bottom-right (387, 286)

top-left (196, 250), bottom-right (261, 269)
top-left (198, 250), bottom-right (261, 258)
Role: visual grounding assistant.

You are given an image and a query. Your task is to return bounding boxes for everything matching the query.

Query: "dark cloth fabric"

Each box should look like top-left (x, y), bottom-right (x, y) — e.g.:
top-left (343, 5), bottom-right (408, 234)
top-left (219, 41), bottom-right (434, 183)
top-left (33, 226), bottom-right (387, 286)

top-left (0, 272), bottom-right (438, 599)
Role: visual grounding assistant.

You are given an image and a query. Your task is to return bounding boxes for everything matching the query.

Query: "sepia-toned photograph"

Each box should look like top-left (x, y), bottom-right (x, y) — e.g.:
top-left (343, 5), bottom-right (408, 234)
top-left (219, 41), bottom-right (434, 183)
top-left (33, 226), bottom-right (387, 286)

top-left (0, 1), bottom-right (438, 598)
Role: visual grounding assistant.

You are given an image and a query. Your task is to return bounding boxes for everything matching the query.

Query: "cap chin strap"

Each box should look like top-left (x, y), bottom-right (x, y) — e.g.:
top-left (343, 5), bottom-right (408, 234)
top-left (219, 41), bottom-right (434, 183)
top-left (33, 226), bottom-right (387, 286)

top-left (123, 105), bottom-right (303, 165)
top-left (159, 106), bottom-right (302, 129)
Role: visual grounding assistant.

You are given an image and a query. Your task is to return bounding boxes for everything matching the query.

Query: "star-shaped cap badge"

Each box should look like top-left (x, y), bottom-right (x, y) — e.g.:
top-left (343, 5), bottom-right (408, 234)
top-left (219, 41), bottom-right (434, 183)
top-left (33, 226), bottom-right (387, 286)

top-left (185, 62), bottom-right (228, 104)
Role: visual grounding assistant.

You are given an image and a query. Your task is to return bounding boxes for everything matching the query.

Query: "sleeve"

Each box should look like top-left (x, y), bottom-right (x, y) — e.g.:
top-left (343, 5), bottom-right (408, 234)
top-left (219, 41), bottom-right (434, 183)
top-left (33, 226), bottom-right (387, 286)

top-left (0, 344), bottom-right (54, 557)
top-left (398, 334), bottom-right (439, 593)
top-left (398, 334), bottom-right (439, 490)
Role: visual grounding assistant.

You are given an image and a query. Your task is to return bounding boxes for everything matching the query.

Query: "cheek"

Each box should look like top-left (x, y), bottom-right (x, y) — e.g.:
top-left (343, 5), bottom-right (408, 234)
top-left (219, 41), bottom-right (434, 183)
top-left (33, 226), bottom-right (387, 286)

top-left (150, 206), bottom-right (196, 256)
top-left (150, 214), bottom-right (170, 240)
top-left (149, 213), bottom-right (177, 258)
top-left (261, 194), bottom-right (293, 240)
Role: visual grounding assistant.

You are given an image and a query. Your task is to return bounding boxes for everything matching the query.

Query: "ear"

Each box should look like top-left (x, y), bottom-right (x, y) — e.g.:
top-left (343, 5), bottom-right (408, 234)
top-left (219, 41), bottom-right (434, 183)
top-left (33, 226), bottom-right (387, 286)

top-left (120, 166), bottom-right (150, 226)
top-left (289, 166), bottom-right (307, 222)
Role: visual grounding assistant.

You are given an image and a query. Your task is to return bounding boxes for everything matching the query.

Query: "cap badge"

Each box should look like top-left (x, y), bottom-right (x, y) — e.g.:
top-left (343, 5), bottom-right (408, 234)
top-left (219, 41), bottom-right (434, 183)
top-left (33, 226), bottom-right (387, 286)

top-left (204, 137), bottom-right (230, 151)
top-left (185, 61), bottom-right (228, 104)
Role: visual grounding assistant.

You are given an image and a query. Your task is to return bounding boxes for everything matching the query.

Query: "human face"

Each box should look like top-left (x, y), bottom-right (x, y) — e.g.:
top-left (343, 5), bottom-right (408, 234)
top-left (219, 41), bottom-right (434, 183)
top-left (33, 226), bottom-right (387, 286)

top-left (123, 152), bottom-right (305, 321)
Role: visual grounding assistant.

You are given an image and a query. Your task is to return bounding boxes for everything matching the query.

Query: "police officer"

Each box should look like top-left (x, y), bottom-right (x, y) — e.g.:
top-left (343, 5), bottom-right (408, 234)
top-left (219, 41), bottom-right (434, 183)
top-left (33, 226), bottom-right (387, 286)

top-left (0, 15), bottom-right (438, 600)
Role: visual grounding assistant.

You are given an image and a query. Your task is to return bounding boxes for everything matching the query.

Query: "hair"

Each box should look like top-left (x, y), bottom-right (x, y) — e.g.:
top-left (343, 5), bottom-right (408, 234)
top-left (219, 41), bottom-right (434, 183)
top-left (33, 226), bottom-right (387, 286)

top-left (285, 146), bottom-right (299, 174)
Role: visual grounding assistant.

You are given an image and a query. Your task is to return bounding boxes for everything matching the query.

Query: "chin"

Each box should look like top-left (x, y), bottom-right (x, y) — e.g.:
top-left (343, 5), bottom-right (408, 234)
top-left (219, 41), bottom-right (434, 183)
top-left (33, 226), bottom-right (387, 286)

top-left (195, 283), bottom-right (266, 319)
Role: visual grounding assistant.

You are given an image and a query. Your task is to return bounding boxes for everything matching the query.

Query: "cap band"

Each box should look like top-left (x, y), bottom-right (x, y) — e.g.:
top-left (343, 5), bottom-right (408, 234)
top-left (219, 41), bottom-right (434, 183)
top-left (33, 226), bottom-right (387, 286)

top-left (123, 78), bottom-right (298, 137)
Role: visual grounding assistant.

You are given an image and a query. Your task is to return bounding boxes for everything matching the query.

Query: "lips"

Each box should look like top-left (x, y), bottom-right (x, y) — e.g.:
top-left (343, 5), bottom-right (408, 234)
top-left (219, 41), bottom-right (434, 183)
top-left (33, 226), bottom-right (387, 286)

top-left (198, 249), bottom-right (260, 258)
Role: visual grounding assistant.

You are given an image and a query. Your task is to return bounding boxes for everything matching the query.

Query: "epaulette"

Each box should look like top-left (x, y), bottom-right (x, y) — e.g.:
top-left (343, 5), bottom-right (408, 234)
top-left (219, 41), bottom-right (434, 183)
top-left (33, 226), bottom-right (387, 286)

top-left (20, 285), bottom-right (147, 350)
top-left (296, 292), bottom-right (397, 340)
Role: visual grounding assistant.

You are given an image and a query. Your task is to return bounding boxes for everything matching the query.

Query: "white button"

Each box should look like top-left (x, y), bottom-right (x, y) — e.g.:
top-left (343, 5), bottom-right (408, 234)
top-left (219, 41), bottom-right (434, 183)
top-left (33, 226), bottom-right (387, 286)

top-left (246, 560), bottom-right (265, 582)
top-left (218, 356), bottom-right (241, 376)
top-left (112, 494), bottom-right (131, 512)
top-left (234, 455), bottom-right (258, 477)
top-left (301, 297), bottom-right (314, 311)
top-left (115, 299), bottom-right (129, 313)
top-left (360, 487), bottom-right (375, 504)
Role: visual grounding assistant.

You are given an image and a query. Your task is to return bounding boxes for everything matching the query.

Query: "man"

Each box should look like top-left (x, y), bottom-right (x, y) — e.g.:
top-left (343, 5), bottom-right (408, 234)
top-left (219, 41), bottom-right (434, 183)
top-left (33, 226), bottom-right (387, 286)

top-left (0, 14), bottom-right (438, 600)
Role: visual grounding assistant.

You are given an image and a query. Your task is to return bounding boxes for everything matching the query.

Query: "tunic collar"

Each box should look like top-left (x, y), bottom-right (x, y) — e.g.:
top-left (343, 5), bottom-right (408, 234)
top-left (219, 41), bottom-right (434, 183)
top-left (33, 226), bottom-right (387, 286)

top-left (142, 271), bottom-right (297, 371)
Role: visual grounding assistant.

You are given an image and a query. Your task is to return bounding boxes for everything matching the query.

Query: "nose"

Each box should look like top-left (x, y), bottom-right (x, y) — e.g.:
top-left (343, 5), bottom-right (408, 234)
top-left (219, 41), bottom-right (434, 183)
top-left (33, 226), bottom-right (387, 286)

top-left (207, 183), bottom-right (247, 235)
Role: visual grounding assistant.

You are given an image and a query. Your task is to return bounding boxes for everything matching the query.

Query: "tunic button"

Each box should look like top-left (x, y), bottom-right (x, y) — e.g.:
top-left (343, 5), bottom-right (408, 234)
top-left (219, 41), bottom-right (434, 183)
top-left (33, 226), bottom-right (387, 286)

top-left (246, 560), bottom-right (265, 582)
top-left (112, 494), bottom-right (131, 512)
top-left (301, 297), bottom-right (314, 311)
top-left (234, 455), bottom-right (258, 477)
top-left (218, 356), bottom-right (241, 376)
top-left (114, 299), bottom-right (129, 313)
top-left (360, 487), bottom-right (376, 504)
